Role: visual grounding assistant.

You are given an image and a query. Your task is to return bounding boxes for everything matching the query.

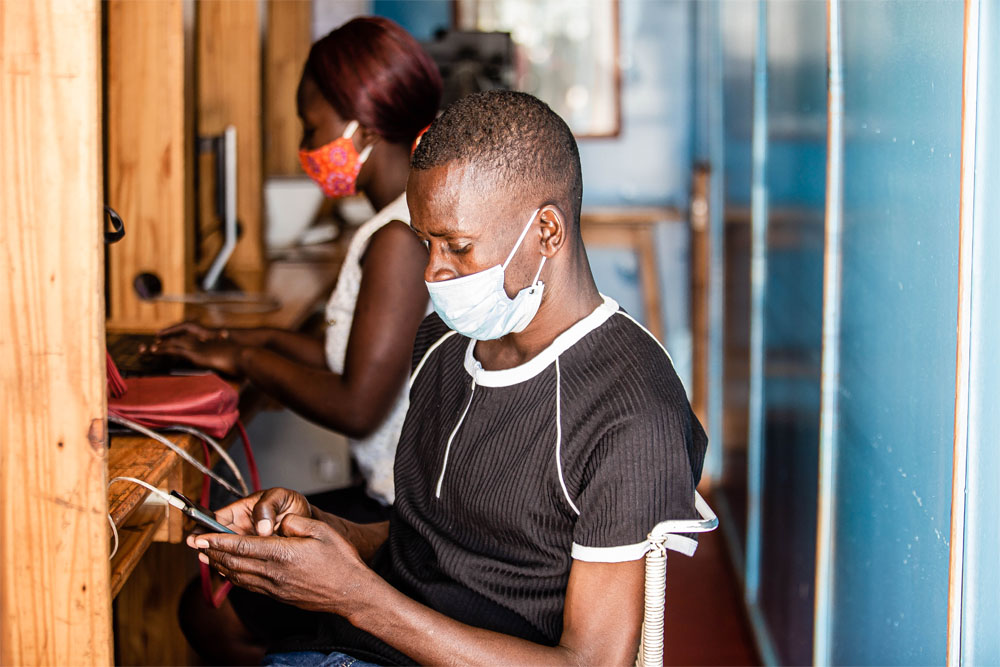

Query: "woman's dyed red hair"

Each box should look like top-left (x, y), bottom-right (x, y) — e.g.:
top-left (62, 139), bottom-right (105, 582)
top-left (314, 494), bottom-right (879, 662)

top-left (305, 16), bottom-right (443, 145)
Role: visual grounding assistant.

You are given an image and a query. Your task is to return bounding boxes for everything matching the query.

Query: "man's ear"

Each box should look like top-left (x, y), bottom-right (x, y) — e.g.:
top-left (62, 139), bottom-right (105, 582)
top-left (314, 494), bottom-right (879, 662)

top-left (538, 205), bottom-right (567, 258)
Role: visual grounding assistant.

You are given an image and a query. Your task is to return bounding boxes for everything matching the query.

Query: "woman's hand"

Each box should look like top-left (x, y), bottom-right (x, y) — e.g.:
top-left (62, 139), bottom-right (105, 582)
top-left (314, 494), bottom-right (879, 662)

top-left (145, 334), bottom-right (244, 376)
top-left (155, 321), bottom-right (272, 348)
top-left (156, 320), bottom-right (228, 342)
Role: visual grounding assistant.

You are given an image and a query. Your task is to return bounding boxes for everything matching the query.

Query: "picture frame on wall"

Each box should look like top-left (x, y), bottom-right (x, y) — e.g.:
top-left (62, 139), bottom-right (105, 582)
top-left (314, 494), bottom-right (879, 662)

top-left (454, 0), bottom-right (621, 138)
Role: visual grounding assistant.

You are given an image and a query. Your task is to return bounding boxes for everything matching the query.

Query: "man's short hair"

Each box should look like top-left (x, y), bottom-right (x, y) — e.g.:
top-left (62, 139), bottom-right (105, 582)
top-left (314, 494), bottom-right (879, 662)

top-left (412, 90), bottom-right (583, 227)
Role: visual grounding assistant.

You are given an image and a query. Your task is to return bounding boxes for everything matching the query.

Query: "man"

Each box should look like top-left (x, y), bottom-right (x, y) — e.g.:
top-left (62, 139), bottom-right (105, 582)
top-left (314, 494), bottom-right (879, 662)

top-left (192, 90), bottom-right (707, 666)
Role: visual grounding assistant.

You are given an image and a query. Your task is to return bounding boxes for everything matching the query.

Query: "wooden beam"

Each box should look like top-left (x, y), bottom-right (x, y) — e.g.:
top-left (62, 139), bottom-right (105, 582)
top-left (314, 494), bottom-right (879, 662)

top-left (690, 165), bottom-right (711, 428)
top-left (198, 0), bottom-right (265, 275)
top-left (265, 0), bottom-right (312, 176)
top-left (106, 0), bottom-right (194, 331)
top-left (0, 0), bottom-right (113, 663)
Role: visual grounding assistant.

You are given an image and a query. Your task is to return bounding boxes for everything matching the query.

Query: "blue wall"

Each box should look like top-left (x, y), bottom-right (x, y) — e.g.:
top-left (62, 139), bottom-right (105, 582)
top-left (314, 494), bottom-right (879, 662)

top-left (372, 0), bottom-right (451, 41)
top-left (578, 0), bottom-right (693, 209)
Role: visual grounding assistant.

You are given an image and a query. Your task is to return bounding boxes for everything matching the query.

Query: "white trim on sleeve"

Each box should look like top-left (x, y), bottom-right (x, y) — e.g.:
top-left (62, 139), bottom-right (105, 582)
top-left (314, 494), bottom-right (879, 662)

top-left (571, 534), bottom-right (699, 563)
top-left (572, 540), bottom-right (650, 563)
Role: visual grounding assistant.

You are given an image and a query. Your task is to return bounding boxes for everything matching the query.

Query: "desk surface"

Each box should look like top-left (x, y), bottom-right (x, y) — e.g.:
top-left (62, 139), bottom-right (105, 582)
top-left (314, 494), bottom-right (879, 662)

top-left (106, 250), bottom-right (342, 596)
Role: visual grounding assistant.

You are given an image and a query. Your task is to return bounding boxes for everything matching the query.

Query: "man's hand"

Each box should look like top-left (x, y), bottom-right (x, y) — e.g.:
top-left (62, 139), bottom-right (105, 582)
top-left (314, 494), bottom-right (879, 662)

top-left (190, 512), bottom-right (375, 613)
top-left (198, 487), bottom-right (312, 537)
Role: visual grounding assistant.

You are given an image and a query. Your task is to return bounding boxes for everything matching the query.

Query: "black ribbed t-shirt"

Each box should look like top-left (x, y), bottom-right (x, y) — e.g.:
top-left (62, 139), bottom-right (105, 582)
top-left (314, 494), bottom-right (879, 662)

top-left (305, 296), bottom-right (706, 663)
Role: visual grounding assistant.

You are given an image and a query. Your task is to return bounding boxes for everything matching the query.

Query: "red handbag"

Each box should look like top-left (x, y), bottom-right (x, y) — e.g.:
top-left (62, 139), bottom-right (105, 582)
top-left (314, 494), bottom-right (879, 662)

top-left (106, 352), bottom-right (238, 438)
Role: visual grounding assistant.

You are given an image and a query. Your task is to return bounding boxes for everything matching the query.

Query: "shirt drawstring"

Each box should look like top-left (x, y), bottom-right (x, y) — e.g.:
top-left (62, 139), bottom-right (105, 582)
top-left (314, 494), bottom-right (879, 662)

top-left (435, 377), bottom-right (476, 499)
top-left (555, 357), bottom-right (581, 515)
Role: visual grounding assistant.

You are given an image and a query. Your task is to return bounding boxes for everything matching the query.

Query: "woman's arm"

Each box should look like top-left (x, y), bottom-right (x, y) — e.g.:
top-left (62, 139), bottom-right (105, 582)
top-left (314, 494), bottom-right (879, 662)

top-left (250, 328), bottom-right (327, 369)
top-left (152, 220), bottom-right (428, 438)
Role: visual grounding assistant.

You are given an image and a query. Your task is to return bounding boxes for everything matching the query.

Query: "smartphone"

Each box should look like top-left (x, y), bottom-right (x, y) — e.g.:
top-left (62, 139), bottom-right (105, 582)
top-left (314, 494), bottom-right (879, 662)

top-left (169, 490), bottom-right (236, 534)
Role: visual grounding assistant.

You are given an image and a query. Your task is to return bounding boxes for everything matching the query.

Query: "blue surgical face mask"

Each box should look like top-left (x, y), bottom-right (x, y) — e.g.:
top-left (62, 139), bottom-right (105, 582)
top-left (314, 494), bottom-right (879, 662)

top-left (425, 209), bottom-right (546, 340)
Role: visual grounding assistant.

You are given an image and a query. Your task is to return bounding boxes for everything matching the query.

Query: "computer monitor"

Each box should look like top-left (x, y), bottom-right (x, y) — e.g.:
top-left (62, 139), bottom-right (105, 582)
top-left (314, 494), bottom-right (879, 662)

top-left (199, 124), bottom-right (238, 292)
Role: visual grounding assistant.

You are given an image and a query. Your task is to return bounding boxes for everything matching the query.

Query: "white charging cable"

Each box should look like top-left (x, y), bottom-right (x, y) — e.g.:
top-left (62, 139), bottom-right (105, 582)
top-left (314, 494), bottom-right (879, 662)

top-left (107, 475), bottom-right (192, 561)
top-left (108, 414), bottom-right (241, 497)
top-left (163, 424), bottom-right (249, 496)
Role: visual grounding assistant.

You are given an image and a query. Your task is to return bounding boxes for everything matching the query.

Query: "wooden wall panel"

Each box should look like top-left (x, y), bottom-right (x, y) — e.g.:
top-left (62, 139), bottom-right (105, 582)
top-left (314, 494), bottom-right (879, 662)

top-left (198, 0), bottom-right (265, 274)
top-left (114, 543), bottom-right (199, 666)
top-left (0, 0), bottom-right (113, 663)
top-left (265, 0), bottom-right (312, 176)
top-left (106, 0), bottom-right (193, 331)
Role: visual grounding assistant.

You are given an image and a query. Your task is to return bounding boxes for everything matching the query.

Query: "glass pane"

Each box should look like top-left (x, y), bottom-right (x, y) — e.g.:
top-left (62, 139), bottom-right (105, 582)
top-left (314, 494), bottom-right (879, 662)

top-left (832, 2), bottom-right (963, 663)
top-left (758, 3), bottom-right (827, 662)
top-left (719, 0), bottom-right (757, 558)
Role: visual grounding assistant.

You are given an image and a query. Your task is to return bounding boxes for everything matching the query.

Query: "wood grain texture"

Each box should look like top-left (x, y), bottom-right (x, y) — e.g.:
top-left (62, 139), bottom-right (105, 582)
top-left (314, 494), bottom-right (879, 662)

top-left (0, 0), bottom-right (113, 663)
top-left (265, 0), bottom-right (311, 176)
top-left (114, 542), bottom-right (199, 666)
top-left (198, 0), bottom-right (265, 273)
top-left (109, 501), bottom-right (167, 599)
top-left (106, 0), bottom-right (194, 331)
top-left (107, 436), bottom-right (179, 528)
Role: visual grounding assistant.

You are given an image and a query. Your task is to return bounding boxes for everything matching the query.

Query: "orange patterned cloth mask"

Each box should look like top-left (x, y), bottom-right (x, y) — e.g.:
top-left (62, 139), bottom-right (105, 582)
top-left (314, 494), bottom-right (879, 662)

top-left (299, 120), bottom-right (373, 198)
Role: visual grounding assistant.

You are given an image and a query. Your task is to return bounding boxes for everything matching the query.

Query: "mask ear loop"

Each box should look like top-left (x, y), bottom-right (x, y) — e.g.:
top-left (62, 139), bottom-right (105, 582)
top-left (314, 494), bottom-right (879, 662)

top-left (502, 208), bottom-right (542, 270)
top-left (342, 120), bottom-right (360, 138)
top-left (528, 256), bottom-right (547, 294)
top-left (358, 143), bottom-right (374, 164)
top-left (343, 119), bottom-right (375, 166)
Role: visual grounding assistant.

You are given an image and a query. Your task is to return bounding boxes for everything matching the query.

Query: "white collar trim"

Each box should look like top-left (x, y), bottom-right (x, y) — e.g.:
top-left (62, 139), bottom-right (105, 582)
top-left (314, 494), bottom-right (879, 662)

top-left (463, 295), bottom-right (620, 387)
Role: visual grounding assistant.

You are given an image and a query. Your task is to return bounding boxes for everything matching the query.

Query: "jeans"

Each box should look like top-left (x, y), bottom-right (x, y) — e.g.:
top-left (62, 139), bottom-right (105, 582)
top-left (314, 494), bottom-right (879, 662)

top-left (263, 650), bottom-right (381, 667)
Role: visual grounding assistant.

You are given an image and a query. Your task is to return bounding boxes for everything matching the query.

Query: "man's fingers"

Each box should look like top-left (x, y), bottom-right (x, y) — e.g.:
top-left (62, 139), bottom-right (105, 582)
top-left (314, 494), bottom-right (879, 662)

top-left (214, 491), bottom-right (264, 532)
top-left (277, 514), bottom-right (325, 539)
top-left (200, 533), bottom-right (281, 562)
top-left (252, 488), bottom-right (308, 536)
top-left (203, 552), bottom-right (274, 593)
top-left (251, 490), bottom-right (284, 536)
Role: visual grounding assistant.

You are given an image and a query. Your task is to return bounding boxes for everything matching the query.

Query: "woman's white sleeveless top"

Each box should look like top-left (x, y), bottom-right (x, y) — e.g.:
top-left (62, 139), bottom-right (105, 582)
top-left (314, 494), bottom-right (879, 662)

top-left (324, 192), bottom-right (417, 504)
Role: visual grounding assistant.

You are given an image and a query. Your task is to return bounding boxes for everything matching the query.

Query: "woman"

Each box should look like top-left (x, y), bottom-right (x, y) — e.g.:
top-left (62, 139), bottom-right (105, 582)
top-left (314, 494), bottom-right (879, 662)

top-left (152, 16), bottom-right (441, 514)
